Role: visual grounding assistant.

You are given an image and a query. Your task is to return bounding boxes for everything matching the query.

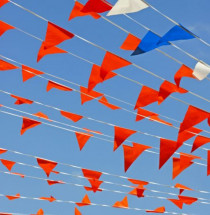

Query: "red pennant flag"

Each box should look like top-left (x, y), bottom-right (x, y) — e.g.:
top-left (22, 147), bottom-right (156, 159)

top-left (83, 128), bottom-right (102, 135)
top-left (98, 96), bottom-right (120, 110)
top-left (60, 110), bottom-right (83, 122)
top-left (168, 199), bottom-right (184, 209)
top-left (120, 33), bottom-right (141, 51)
top-left (33, 112), bottom-right (51, 121)
top-left (178, 195), bottom-right (198, 205)
top-left (174, 64), bottom-right (194, 87)
top-left (39, 196), bottom-right (56, 202)
top-left (123, 142), bottom-right (152, 172)
top-left (146, 206), bottom-right (165, 213)
top-left (0, 20), bottom-right (15, 37)
top-left (6, 193), bottom-right (20, 200)
top-left (82, 168), bottom-right (102, 180)
top-left (88, 64), bottom-right (117, 91)
top-left (46, 80), bottom-right (72, 92)
top-left (75, 207), bottom-right (82, 215)
top-left (114, 126), bottom-right (136, 151)
top-left (175, 183), bottom-right (193, 195)
top-left (37, 158), bottom-right (57, 177)
top-left (208, 150), bottom-right (210, 176)
top-left (1, 159), bottom-right (16, 171)
top-left (10, 172), bottom-right (25, 178)
top-left (129, 187), bottom-right (145, 198)
top-left (100, 51), bottom-right (131, 80)
top-left (0, 148), bottom-right (7, 154)
top-left (31, 209), bottom-right (44, 215)
top-left (84, 179), bottom-right (103, 192)
top-left (69, 1), bottom-right (101, 21)
top-left (158, 80), bottom-right (188, 104)
top-left (21, 117), bottom-right (41, 135)
top-left (37, 42), bottom-right (67, 62)
top-left (191, 135), bottom-right (210, 152)
top-left (76, 194), bottom-right (91, 207)
top-left (75, 132), bottom-right (93, 150)
top-left (113, 196), bottom-right (128, 209)
top-left (0, 0), bottom-right (9, 8)
top-left (81, 0), bottom-right (112, 13)
top-left (134, 86), bottom-right (158, 109)
top-left (128, 178), bottom-right (149, 187)
top-left (0, 59), bottom-right (18, 71)
top-left (47, 180), bottom-right (64, 186)
top-left (149, 115), bottom-right (173, 126)
top-left (136, 108), bottom-right (154, 121)
top-left (159, 138), bottom-right (182, 169)
top-left (179, 105), bottom-right (209, 132)
top-left (80, 86), bottom-right (103, 104)
top-left (11, 94), bottom-right (33, 105)
top-left (22, 65), bottom-right (44, 82)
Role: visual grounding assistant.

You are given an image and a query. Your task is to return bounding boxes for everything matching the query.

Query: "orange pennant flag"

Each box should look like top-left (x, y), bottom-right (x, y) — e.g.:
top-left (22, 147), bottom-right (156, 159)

top-left (60, 110), bottom-right (83, 122)
top-left (84, 179), bottom-right (103, 192)
top-left (179, 105), bottom-right (209, 132)
top-left (175, 183), bottom-right (193, 195)
top-left (21, 117), bottom-right (41, 135)
top-left (0, 20), bottom-right (15, 37)
top-left (136, 108), bottom-right (154, 122)
top-left (113, 196), bottom-right (128, 209)
top-left (158, 80), bottom-right (188, 104)
top-left (114, 126), bottom-right (136, 151)
top-left (191, 135), bottom-right (210, 152)
top-left (76, 194), bottom-right (91, 207)
top-left (178, 195), bottom-right (198, 205)
top-left (135, 86), bottom-right (158, 109)
top-left (82, 168), bottom-right (102, 180)
top-left (80, 86), bottom-right (103, 104)
top-left (149, 115), bottom-right (173, 126)
top-left (0, 59), bottom-right (18, 71)
top-left (37, 158), bottom-right (58, 177)
top-left (208, 150), bottom-right (210, 176)
top-left (10, 172), bottom-right (25, 178)
top-left (123, 142), bottom-right (152, 172)
top-left (81, 0), bottom-right (112, 13)
top-left (88, 64), bottom-right (117, 91)
top-left (0, 0), bottom-right (9, 8)
top-left (46, 80), bottom-right (72, 92)
top-left (69, 1), bottom-right (101, 21)
top-left (120, 33), bottom-right (141, 51)
top-left (33, 112), bottom-right (51, 121)
top-left (159, 138), bottom-right (182, 169)
top-left (146, 207), bottom-right (165, 213)
top-left (128, 178), bottom-right (149, 187)
top-left (39, 196), bottom-right (56, 202)
top-left (37, 42), bottom-right (67, 62)
top-left (31, 209), bottom-right (44, 215)
top-left (11, 94), bottom-right (33, 105)
top-left (6, 193), bottom-right (20, 200)
top-left (0, 148), bottom-right (7, 154)
top-left (129, 187), bottom-right (145, 198)
top-left (47, 180), bottom-right (64, 186)
top-left (75, 132), bottom-right (93, 150)
top-left (1, 159), bottom-right (16, 171)
top-left (98, 96), bottom-right (120, 110)
top-left (75, 207), bottom-right (82, 215)
top-left (83, 128), bottom-right (102, 135)
top-left (100, 51), bottom-right (131, 80)
top-left (22, 65), bottom-right (44, 82)
top-left (174, 64), bottom-right (195, 87)
top-left (168, 198), bottom-right (184, 209)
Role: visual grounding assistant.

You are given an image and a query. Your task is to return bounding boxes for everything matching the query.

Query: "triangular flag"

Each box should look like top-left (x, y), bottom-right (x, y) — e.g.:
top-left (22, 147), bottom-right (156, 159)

top-left (60, 110), bottom-right (83, 122)
top-left (80, 86), bottom-right (103, 104)
top-left (75, 132), bottom-right (93, 150)
top-left (113, 196), bottom-right (128, 208)
top-left (39, 196), bottom-right (56, 202)
top-left (10, 172), bottom-right (25, 178)
top-left (191, 135), bottom-right (210, 152)
top-left (31, 209), bottom-right (44, 215)
top-left (33, 112), bottom-right (51, 121)
top-left (1, 159), bottom-right (16, 171)
top-left (21, 117), bottom-right (41, 135)
top-left (136, 108), bottom-right (154, 121)
top-left (46, 80), bottom-right (72, 92)
top-left (75, 207), bottom-right (82, 215)
top-left (76, 194), bottom-right (91, 207)
top-left (0, 20), bottom-right (15, 37)
top-left (11, 94), bottom-right (33, 105)
top-left (128, 178), bottom-right (149, 187)
top-left (83, 128), bottom-right (102, 135)
top-left (123, 142), bottom-right (152, 172)
top-left (69, 1), bottom-right (100, 20)
top-left (120, 33), bottom-right (141, 51)
top-left (47, 180), bottom-right (64, 186)
top-left (146, 206), bottom-right (165, 213)
top-left (149, 115), bottom-right (173, 126)
top-left (82, 168), bottom-right (102, 180)
top-left (0, 59), bottom-right (18, 71)
top-left (193, 62), bottom-right (210, 80)
top-left (0, 0), bottom-right (9, 8)
top-left (168, 199), bottom-right (183, 209)
top-left (107, 0), bottom-right (148, 16)
top-left (178, 195), bottom-right (198, 205)
top-left (114, 126), bottom-right (136, 151)
top-left (6, 193), bottom-right (20, 200)
top-left (129, 187), bottom-right (145, 198)
top-left (37, 158), bottom-right (57, 177)
top-left (22, 65), bottom-right (44, 82)
top-left (207, 150), bottom-right (210, 176)
top-left (0, 148), bottom-right (7, 154)
top-left (84, 179), bottom-right (103, 193)
top-left (98, 96), bottom-right (120, 110)
top-left (81, 0), bottom-right (112, 13)
top-left (175, 183), bottom-right (193, 195)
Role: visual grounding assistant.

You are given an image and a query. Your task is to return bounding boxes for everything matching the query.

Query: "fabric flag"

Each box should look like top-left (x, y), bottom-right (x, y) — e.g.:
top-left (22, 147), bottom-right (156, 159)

top-left (208, 150), bottom-right (210, 176)
top-left (37, 158), bottom-right (58, 177)
top-left (158, 80), bottom-right (188, 104)
top-left (22, 65), bottom-right (44, 82)
top-left (37, 42), bottom-right (67, 62)
top-left (178, 195), bottom-right (198, 205)
top-left (0, 0), bottom-right (9, 8)
top-left (158, 25), bottom-right (195, 45)
top-left (0, 20), bottom-right (15, 37)
top-left (134, 86), bottom-right (158, 109)
top-left (0, 148), bottom-right (7, 154)
top-left (80, 86), bottom-right (103, 104)
top-left (75, 207), bottom-right (82, 215)
top-left (1, 159), bottom-right (16, 171)
top-left (60, 110), bottom-right (83, 122)
top-left (179, 105), bottom-right (209, 132)
top-left (120, 33), bottom-right (141, 51)
top-left (10, 172), bottom-right (25, 178)
top-left (76, 194), bottom-right (91, 207)
top-left (47, 180), bottom-right (64, 186)
top-left (69, 1), bottom-right (101, 21)
top-left (98, 96), bottom-right (120, 110)
top-left (128, 178), bottom-right (149, 188)
top-left (82, 168), bottom-right (102, 180)
top-left (11, 94), bottom-right (33, 105)
top-left (129, 187), bottom-right (145, 198)
top-left (31, 209), bottom-right (44, 215)
top-left (146, 206), bottom-right (165, 213)
top-left (114, 126), bottom-right (136, 151)
top-left (159, 138), bottom-right (182, 169)
top-left (123, 142), bottom-right (152, 172)
top-left (81, 0), bottom-right (112, 13)
top-left (193, 62), bottom-right (210, 80)
top-left (174, 64), bottom-right (194, 87)
top-left (84, 179), bottom-right (103, 192)
top-left (174, 183), bottom-right (193, 195)
top-left (46, 80), bottom-right (72, 92)
top-left (75, 132), bottom-right (93, 150)
top-left (136, 108), bottom-right (154, 121)
top-left (21, 117), bottom-right (41, 135)
top-left (168, 198), bottom-right (184, 209)
top-left (149, 115), bottom-right (173, 126)
top-left (100, 51), bottom-right (131, 80)
top-left (0, 59), bottom-right (18, 71)
top-left (83, 128), bottom-right (102, 135)
top-left (39, 196), bottom-right (56, 202)
top-left (6, 193), bottom-right (20, 200)
top-left (88, 64), bottom-right (116, 91)
top-left (33, 112), bottom-right (51, 121)
top-left (113, 196), bottom-right (128, 208)
top-left (191, 135), bottom-right (210, 152)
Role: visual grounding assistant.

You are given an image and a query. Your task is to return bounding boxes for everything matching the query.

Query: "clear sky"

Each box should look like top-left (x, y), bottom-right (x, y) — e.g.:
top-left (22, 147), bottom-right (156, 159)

top-left (0, 0), bottom-right (209, 214)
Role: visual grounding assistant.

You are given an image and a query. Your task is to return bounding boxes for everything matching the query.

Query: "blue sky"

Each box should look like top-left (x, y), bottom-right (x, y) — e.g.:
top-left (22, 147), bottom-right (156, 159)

top-left (0, 0), bottom-right (209, 214)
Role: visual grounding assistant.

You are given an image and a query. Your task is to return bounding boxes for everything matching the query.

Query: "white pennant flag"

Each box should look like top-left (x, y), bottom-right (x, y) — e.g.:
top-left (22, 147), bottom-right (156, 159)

top-left (107, 0), bottom-right (149, 16)
top-left (193, 62), bottom-right (210, 80)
